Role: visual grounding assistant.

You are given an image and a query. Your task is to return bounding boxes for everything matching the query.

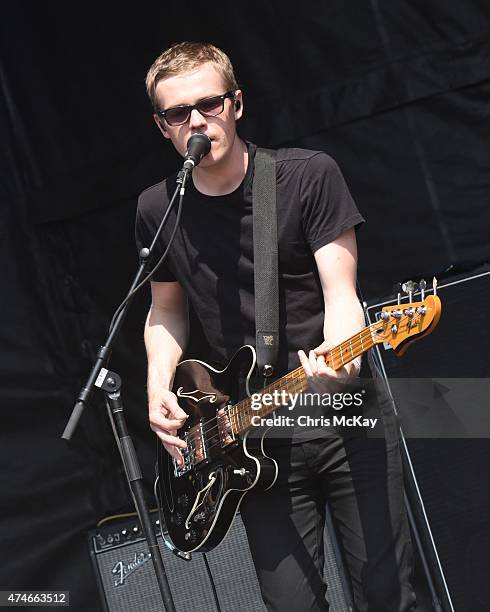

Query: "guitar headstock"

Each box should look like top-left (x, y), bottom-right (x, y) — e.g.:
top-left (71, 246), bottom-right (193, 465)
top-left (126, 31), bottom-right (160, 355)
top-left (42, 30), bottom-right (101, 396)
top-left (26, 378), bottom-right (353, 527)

top-left (372, 293), bottom-right (442, 355)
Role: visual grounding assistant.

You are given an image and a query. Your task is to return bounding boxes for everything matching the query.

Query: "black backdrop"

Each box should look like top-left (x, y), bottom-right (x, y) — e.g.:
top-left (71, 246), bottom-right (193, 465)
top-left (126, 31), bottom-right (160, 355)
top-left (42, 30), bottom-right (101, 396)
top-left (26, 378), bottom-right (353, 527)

top-left (2, 2), bottom-right (490, 610)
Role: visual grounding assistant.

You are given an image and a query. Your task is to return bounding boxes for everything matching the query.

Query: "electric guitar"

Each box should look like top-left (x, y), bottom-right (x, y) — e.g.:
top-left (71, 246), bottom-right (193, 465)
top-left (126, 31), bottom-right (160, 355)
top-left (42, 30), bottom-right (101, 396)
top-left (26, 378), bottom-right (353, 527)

top-left (155, 293), bottom-right (442, 553)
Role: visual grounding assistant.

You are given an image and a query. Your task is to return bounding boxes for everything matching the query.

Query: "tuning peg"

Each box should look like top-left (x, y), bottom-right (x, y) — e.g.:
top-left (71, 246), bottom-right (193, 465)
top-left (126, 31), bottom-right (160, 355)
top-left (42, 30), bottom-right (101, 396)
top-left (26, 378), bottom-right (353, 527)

top-left (419, 279), bottom-right (426, 301)
top-left (402, 280), bottom-right (417, 303)
top-left (432, 276), bottom-right (438, 296)
top-left (393, 282), bottom-right (402, 305)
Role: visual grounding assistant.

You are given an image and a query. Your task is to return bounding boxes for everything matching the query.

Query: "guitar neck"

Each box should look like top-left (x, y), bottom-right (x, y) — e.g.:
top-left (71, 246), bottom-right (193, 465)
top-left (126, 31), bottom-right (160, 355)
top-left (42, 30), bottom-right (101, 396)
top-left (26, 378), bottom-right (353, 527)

top-left (229, 324), bottom-right (378, 436)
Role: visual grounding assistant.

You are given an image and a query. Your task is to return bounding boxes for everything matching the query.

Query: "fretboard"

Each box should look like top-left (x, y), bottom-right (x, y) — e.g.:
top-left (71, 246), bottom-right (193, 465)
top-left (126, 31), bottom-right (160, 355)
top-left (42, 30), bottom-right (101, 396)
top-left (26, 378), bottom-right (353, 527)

top-left (228, 322), bottom-right (380, 436)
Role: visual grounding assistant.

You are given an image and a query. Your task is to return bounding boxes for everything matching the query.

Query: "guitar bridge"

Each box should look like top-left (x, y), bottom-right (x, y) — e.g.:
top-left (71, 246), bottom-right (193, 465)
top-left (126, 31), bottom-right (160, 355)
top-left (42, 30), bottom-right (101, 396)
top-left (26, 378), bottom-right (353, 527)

top-left (173, 430), bottom-right (195, 477)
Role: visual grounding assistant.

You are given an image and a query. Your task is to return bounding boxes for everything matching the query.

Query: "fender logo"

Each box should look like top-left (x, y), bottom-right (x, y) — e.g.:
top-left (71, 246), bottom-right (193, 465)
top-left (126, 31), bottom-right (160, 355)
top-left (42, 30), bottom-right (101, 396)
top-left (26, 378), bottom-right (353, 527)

top-left (112, 551), bottom-right (151, 587)
top-left (176, 387), bottom-right (217, 403)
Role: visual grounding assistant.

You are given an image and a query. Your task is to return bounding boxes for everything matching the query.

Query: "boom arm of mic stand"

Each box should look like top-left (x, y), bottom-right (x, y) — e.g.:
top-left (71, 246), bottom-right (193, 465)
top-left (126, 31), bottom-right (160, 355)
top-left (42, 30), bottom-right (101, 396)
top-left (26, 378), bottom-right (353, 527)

top-left (60, 172), bottom-right (188, 612)
top-left (61, 172), bottom-right (186, 441)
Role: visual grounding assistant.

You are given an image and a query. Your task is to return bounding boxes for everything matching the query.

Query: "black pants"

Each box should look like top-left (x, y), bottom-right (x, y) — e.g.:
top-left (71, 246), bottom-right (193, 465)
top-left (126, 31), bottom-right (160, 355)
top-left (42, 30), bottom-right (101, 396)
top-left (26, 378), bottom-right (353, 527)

top-left (240, 431), bottom-right (416, 612)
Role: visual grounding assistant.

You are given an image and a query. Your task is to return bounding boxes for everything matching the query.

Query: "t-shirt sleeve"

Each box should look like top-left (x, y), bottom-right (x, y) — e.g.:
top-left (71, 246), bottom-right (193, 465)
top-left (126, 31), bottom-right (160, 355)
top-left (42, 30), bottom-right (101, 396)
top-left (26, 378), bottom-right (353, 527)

top-left (299, 153), bottom-right (365, 252)
top-left (135, 192), bottom-right (176, 283)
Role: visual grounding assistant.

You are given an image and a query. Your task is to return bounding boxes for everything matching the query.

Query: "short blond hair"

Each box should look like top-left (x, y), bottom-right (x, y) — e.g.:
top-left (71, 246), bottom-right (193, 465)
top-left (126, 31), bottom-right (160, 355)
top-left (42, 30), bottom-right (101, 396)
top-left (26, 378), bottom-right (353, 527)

top-left (146, 42), bottom-right (239, 111)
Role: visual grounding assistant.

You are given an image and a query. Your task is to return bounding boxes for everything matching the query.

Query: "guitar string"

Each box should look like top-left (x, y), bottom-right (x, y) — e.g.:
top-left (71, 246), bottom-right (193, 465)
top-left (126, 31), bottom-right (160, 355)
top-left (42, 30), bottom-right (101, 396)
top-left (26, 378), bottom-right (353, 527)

top-left (184, 366), bottom-right (353, 460)
top-left (182, 315), bottom-right (418, 459)
top-left (185, 377), bottom-right (305, 457)
top-left (198, 374), bottom-right (307, 440)
top-left (192, 316), bottom-right (387, 438)
top-left (181, 372), bottom-right (309, 460)
top-left (178, 314), bottom-right (424, 462)
top-left (182, 370), bottom-right (308, 455)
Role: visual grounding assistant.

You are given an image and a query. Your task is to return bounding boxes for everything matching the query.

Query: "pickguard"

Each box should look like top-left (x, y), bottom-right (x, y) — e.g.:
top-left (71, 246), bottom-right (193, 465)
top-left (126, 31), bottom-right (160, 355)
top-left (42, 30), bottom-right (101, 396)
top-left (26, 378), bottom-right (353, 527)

top-left (184, 471), bottom-right (217, 529)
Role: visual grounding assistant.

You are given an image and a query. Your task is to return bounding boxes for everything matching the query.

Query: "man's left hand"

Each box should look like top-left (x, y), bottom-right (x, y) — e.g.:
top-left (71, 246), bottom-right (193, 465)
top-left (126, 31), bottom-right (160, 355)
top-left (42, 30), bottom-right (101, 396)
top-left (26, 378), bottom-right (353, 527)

top-left (298, 340), bottom-right (359, 381)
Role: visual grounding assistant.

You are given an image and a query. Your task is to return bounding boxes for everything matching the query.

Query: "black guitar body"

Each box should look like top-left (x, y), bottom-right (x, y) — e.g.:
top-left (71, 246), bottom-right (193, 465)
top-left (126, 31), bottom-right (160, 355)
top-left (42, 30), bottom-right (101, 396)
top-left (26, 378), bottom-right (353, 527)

top-left (156, 345), bottom-right (278, 553)
top-left (154, 297), bottom-right (442, 553)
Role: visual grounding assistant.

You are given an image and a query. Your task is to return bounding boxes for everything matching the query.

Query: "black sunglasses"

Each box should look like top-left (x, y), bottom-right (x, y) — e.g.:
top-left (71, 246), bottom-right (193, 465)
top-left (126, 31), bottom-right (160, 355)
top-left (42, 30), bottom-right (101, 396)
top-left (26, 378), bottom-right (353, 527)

top-left (157, 91), bottom-right (236, 126)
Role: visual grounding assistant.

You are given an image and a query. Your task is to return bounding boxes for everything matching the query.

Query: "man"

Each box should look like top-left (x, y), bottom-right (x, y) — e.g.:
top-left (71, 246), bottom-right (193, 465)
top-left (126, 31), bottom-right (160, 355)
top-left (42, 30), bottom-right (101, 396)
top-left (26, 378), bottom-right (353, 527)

top-left (136, 41), bottom-right (416, 611)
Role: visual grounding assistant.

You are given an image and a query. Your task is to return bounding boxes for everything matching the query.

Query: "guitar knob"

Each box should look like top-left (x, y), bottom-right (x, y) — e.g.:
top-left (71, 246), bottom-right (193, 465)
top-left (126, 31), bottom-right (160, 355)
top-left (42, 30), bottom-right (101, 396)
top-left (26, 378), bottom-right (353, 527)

top-left (172, 512), bottom-right (184, 526)
top-left (193, 511), bottom-right (207, 524)
top-left (391, 325), bottom-right (398, 334)
top-left (184, 529), bottom-right (198, 543)
top-left (177, 494), bottom-right (191, 508)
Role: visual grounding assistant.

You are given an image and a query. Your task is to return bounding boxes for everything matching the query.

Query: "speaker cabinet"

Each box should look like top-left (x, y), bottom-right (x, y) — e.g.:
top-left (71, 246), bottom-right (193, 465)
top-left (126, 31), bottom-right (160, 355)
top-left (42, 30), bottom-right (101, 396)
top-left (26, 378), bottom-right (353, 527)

top-left (89, 512), bottom-right (263, 612)
top-left (89, 509), bottom-right (352, 611)
top-left (364, 265), bottom-right (490, 612)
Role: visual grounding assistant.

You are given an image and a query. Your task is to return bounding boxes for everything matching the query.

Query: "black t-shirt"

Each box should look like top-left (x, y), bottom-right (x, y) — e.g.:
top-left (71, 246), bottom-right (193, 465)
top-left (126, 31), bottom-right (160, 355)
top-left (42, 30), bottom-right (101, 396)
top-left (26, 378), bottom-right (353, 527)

top-left (135, 142), bottom-right (364, 375)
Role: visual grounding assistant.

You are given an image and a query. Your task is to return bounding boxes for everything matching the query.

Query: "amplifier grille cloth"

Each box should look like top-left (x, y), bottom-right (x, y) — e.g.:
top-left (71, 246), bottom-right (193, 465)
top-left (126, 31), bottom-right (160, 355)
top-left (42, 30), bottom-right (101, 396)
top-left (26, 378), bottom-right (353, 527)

top-left (90, 512), bottom-right (351, 611)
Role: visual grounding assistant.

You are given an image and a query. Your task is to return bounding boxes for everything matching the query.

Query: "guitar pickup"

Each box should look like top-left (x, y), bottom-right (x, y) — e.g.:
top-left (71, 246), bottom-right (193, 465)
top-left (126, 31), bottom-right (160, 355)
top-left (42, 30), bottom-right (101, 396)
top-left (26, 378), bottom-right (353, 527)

top-left (194, 421), bottom-right (209, 465)
top-left (218, 406), bottom-right (236, 448)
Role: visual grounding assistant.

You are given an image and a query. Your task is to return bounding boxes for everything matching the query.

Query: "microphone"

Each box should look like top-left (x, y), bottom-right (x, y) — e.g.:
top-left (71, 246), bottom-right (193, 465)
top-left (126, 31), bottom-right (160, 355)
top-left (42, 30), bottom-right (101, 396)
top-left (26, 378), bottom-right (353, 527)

top-left (183, 133), bottom-right (211, 171)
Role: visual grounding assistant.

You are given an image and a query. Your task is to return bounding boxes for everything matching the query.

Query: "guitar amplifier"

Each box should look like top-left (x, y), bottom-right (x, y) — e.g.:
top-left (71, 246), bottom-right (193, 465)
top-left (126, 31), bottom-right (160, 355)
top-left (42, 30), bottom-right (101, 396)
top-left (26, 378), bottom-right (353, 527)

top-left (89, 511), bottom-right (264, 612)
top-left (364, 265), bottom-right (490, 612)
top-left (89, 509), bottom-right (353, 611)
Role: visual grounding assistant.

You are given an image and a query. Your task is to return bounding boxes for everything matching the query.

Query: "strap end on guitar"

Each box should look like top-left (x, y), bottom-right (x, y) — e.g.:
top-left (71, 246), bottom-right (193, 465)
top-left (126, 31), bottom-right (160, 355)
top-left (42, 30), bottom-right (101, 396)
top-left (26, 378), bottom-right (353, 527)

top-left (256, 330), bottom-right (279, 378)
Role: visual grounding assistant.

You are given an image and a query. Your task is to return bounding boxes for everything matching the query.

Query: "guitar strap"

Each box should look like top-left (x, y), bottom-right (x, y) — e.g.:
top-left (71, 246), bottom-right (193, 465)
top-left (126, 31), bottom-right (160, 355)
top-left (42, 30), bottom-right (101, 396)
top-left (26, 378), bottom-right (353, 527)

top-left (252, 148), bottom-right (279, 378)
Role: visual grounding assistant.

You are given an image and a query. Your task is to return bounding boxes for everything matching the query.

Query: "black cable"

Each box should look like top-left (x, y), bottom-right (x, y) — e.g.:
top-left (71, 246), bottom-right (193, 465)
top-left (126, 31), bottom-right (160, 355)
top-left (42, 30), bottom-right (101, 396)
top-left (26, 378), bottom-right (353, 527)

top-left (203, 552), bottom-right (223, 612)
top-left (109, 175), bottom-right (187, 333)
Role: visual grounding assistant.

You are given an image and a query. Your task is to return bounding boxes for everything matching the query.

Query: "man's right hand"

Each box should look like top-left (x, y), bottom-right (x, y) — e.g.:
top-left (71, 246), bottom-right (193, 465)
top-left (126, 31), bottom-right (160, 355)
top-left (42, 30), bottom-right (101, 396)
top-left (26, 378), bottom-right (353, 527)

top-left (149, 389), bottom-right (188, 466)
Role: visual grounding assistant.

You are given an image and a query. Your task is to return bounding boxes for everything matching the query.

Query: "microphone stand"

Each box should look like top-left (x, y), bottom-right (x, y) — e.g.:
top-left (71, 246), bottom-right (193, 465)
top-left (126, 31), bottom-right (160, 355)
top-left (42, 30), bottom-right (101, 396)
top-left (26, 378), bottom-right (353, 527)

top-left (62, 167), bottom-right (192, 612)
